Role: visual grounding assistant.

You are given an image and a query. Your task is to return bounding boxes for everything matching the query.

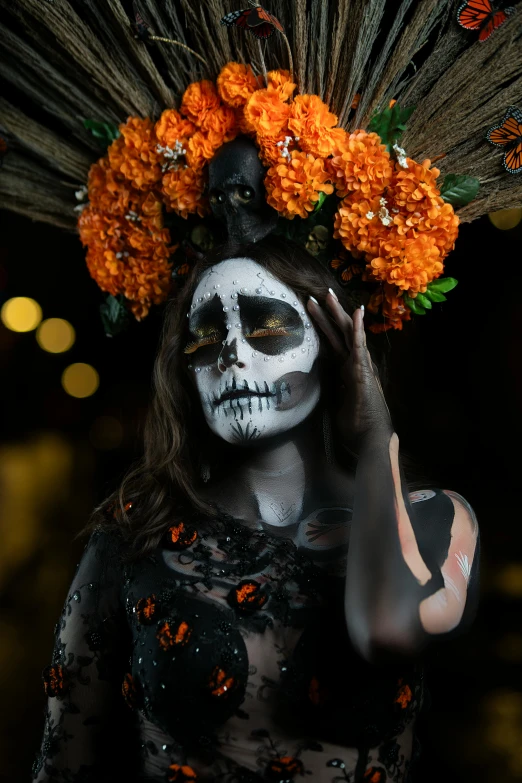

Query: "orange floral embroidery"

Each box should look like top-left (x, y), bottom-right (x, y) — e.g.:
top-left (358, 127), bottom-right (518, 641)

top-left (135, 595), bottom-right (157, 624)
top-left (363, 767), bottom-right (386, 783)
top-left (167, 764), bottom-right (198, 782)
top-left (43, 664), bottom-right (68, 699)
top-left (395, 678), bottom-right (413, 709)
top-left (121, 672), bottom-right (139, 709)
top-left (208, 666), bottom-right (236, 698)
top-left (266, 757), bottom-right (305, 777)
top-left (156, 620), bottom-right (193, 650)
top-left (227, 580), bottom-right (268, 613)
top-left (163, 521), bottom-right (198, 550)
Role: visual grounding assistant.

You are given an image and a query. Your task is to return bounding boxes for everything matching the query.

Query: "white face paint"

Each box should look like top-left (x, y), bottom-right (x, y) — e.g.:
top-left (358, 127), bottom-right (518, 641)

top-left (185, 258), bottom-right (321, 445)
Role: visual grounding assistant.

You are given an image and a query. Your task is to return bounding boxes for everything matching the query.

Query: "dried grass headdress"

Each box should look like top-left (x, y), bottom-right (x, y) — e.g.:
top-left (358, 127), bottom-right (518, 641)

top-left (1, 0), bottom-right (521, 333)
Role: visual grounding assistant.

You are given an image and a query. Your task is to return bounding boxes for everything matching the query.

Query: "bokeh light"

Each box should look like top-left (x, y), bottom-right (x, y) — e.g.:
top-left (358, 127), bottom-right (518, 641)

top-left (61, 363), bottom-right (99, 398)
top-left (36, 318), bottom-right (75, 353)
top-left (1, 297), bottom-right (42, 332)
top-left (489, 207), bottom-right (522, 230)
top-left (89, 415), bottom-right (124, 450)
top-left (495, 563), bottom-right (522, 597)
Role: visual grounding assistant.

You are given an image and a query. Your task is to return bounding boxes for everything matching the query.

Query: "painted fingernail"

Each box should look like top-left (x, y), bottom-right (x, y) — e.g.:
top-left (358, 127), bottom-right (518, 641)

top-left (328, 287), bottom-right (338, 301)
top-left (309, 295), bottom-right (319, 304)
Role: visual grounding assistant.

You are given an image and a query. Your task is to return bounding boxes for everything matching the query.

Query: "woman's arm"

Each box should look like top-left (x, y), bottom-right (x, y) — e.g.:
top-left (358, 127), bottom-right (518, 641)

top-left (346, 430), bottom-right (479, 661)
top-left (32, 529), bottom-right (137, 782)
top-left (307, 295), bottom-right (480, 663)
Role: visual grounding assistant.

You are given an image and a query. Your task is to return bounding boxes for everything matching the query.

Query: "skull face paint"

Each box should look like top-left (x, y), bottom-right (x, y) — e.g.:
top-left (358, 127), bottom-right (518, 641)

top-left (185, 259), bottom-right (321, 444)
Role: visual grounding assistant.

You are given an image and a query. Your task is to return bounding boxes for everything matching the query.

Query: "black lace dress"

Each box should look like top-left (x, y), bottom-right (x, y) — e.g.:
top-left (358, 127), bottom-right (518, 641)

top-left (32, 509), bottom-right (427, 783)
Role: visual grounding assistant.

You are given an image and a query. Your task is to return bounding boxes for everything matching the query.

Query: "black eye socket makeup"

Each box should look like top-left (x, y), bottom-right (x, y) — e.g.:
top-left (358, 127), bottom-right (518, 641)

top-left (184, 292), bottom-right (305, 364)
top-left (184, 294), bottom-right (226, 366)
top-left (239, 294), bottom-right (304, 356)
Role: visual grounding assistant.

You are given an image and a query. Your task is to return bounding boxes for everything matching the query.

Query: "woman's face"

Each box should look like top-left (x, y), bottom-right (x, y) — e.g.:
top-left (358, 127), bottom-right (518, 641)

top-left (185, 258), bottom-right (321, 444)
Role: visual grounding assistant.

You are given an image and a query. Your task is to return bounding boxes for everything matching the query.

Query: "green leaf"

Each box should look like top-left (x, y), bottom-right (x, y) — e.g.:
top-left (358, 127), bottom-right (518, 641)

top-left (415, 293), bottom-right (432, 309)
top-left (427, 277), bottom-right (458, 293)
top-left (424, 289), bottom-right (447, 303)
top-left (403, 293), bottom-right (426, 315)
top-left (313, 192), bottom-right (327, 212)
top-left (367, 104), bottom-right (416, 152)
top-left (100, 294), bottom-right (130, 337)
top-left (440, 174), bottom-right (480, 207)
top-left (84, 119), bottom-right (120, 149)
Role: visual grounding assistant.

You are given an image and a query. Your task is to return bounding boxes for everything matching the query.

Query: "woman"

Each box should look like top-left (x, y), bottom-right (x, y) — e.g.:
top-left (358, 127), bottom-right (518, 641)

top-left (33, 237), bottom-right (480, 783)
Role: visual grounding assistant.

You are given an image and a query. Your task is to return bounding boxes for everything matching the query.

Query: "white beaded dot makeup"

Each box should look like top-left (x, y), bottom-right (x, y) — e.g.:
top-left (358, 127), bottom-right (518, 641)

top-left (185, 258), bottom-right (321, 444)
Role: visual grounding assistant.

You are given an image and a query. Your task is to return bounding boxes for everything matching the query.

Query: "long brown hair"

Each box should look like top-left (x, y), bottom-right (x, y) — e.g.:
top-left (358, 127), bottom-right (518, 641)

top-left (81, 236), bottom-right (369, 561)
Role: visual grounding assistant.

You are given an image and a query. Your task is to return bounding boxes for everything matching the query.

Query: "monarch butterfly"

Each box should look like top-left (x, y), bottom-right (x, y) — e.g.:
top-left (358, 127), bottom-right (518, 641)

top-left (457, 0), bottom-right (514, 42)
top-left (131, 1), bottom-right (152, 41)
top-left (221, 3), bottom-right (284, 40)
top-left (487, 106), bottom-right (522, 174)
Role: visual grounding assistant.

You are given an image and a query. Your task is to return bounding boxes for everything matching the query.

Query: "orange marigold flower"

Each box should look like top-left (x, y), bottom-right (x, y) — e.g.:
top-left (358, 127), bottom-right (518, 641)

top-left (185, 130), bottom-right (220, 171)
top-left (244, 88), bottom-right (291, 138)
top-left (369, 233), bottom-right (444, 294)
top-left (267, 69), bottom-right (296, 101)
top-left (327, 130), bottom-right (393, 199)
top-left (78, 193), bottom-right (175, 321)
top-left (87, 157), bottom-right (139, 215)
top-left (265, 150), bottom-right (333, 219)
top-left (162, 166), bottom-right (209, 219)
top-left (108, 117), bottom-right (162, 190)
top-left (257, 132), bottom-right (298, 167)
top-left (181, 80), bottom-right (220, 127)
top-left (288, 94), bottom-right (347, 157)
top-left (334, 195), bottom-right (388, 260)
top-left (368, 284), bottom-right (411, 333)
top-left (217, 62), bottom-right (262, 108)
top-left (201, 103), bottom-right (238, 145)
top-left (155, 109), bottom-right (196, 149)
top-left (390, 158), bottom-right (459, 257)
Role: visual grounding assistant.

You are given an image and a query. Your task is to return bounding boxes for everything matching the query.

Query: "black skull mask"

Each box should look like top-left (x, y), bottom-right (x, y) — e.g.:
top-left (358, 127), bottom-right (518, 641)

top-left (208, 137), bottom-right (278, 244)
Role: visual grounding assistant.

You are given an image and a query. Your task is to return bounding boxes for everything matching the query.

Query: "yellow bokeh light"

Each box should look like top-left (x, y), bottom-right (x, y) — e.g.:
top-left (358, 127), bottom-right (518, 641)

top-left (61, 363), bottom-right (99, 398)
top-left (89, 416), bottom-right (124, 450)
top-left (489, 207), bottom-right (522, 230)
top-left (495, 564), bottom-right (522, 597)
top-left (36, 318), bottom-right (76, 353)
top-left (1, 297), bottom-right (42, 332)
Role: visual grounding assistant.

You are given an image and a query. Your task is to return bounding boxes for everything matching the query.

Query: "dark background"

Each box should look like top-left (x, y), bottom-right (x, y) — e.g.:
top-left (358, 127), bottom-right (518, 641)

top-left (0, 209), bottom-right (521, 782)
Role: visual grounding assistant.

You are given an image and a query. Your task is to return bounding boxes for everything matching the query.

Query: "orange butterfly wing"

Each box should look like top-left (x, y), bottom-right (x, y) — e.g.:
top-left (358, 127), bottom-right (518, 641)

top-left (487, 109), bottom-right (522, 146)
top-left (457, 0), bottom-right (492, 30)
top-left (478, 9), bottom-right (512, 41)
top-left (257, 6), bottom-right (284, 33)
top-left (487, 107), bottom-right (522, 174)
top-left (504, 142), bottom-right (522, 174)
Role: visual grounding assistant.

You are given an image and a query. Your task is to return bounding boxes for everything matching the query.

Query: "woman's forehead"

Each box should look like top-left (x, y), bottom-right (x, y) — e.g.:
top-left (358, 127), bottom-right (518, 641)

top-left (190, 258), bottom-right (301, 310)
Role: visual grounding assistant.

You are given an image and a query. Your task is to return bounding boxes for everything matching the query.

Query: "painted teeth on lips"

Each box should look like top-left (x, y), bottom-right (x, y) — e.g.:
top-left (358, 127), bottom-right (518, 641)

top-left (214, 389), bottom-right (274, 407)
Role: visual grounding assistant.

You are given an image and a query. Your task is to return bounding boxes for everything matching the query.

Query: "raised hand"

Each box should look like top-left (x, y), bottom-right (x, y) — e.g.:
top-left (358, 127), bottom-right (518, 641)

top-left (307, 289), bottom-right (393, 450)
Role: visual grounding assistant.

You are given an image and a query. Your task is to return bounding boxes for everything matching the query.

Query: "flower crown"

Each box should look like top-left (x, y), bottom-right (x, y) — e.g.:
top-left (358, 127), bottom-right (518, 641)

top-left (78, 62), bottom-right (479, 335)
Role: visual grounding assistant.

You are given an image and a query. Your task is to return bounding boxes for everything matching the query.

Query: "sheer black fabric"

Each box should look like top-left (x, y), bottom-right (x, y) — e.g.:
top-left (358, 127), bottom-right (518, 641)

top-left (33, 515), bottom-right (431, 782)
